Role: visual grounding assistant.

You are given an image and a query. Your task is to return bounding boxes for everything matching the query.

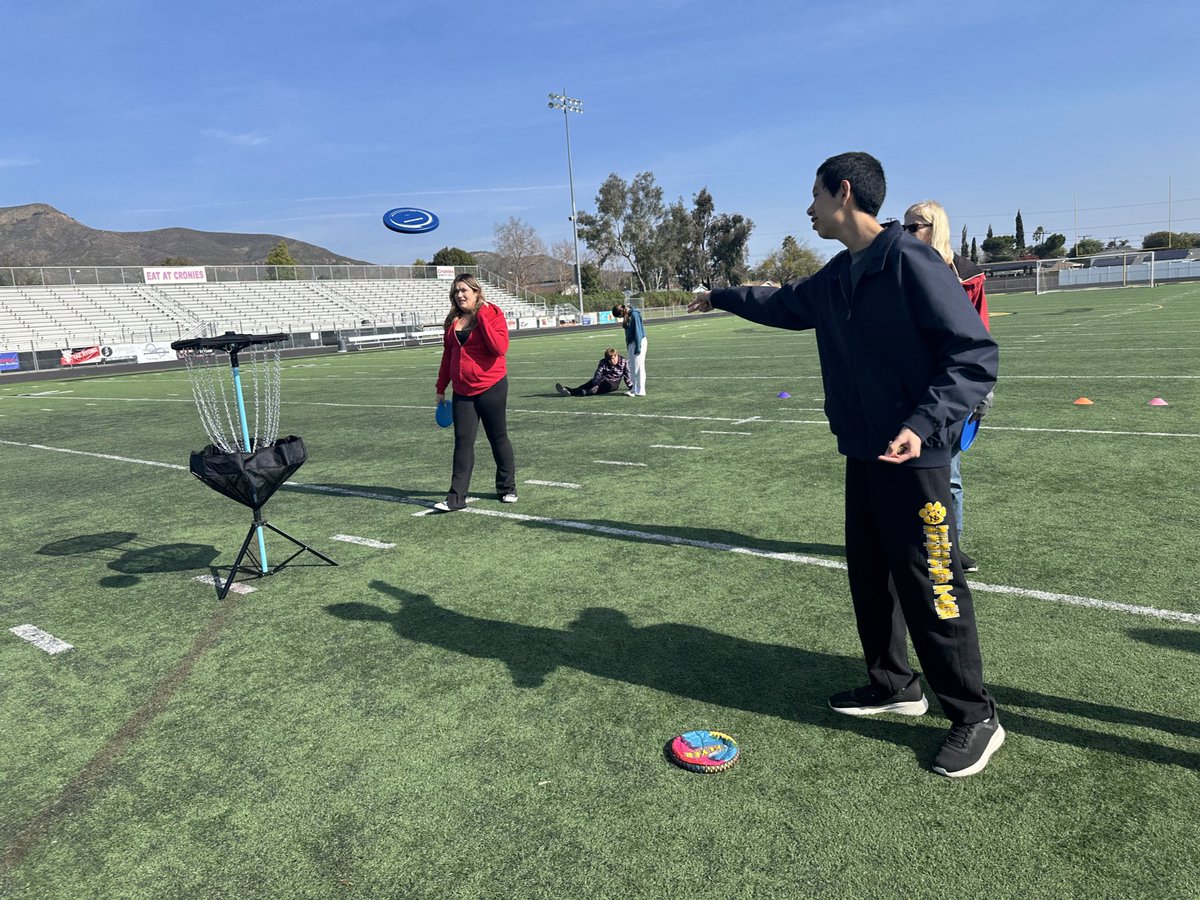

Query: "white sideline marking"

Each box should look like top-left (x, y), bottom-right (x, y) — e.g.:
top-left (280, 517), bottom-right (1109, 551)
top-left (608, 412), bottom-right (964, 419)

top-left (525, 480), bottom-right (582, 489)
top-left (193, 575), bottom-right (256, 594)
top-left (9, 624), bottom-right (73, 655)
top-left (594, 460), bottom-right (647, 467)
top-left (0, 440), bottom-right (188, 469)
top-left (702, 431), bottom-right (752, 435)
top-left (3, 440), bottom-right (1198, 624)
top-left (732, 416), bottom-right (762, 426)
top-left (21, 390), bottom-right (73, 397)
top-left (651, 444), bottom-right (703, 450)
top-left (412, 498), bottom-right (478, 517)
top-left (985, 426), bottom-right (1200, 439)
top-left (331, 534), bottom-right (396, 549)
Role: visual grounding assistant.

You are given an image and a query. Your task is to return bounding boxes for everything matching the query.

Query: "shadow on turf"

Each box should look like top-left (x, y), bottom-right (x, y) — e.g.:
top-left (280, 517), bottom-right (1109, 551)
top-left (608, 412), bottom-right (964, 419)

top-left (1126, 627), bottom-right (1200, 656)
top-left (326, 582), bottom-right (1200, 771)
top-left (36, 531), bottom-right (221, 588)
top-left (518, 518), bottom-right (845, 559)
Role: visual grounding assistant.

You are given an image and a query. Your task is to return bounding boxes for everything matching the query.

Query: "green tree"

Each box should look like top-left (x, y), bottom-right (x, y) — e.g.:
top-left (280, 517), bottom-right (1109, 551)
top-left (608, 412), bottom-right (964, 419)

top-left (431, 247), bottom-right (476, 266)
top-left (960, 225), bottom-right (968, 259)
top-left (752, 235), bottom-right (823, 284)
top-left (580, 262), bottom-right (603, 295)
top-left (577, 171), bottom-right (665, 293)
top-left (1031, 233), bottom-right (1067, 258)
top-left (1032, 226), bottom-right (1045, 246)
top-left (1015, 210), bottom-right (1025, 251)
top-left (970, 237), bottom-right (978, 263)
top-left (708, 213), bottom-right (754, 287)
top-left (412, 258), bottom-right (428, 267)
top-left (1070, 238), bottom-right (1105, 258)
top-left (981, 234), bottom-right (1017, 262)
top-left (265, 240), bottom-right (299, 280)
top-left (1142, 231), bottom-right (1200, 249)
top-left (986, 224), bottom-right (994, 240)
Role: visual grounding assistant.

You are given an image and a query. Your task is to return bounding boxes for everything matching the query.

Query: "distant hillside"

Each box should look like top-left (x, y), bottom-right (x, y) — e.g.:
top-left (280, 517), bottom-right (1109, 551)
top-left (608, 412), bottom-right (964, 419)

top-left (0, 203), bottom-right (373, 267)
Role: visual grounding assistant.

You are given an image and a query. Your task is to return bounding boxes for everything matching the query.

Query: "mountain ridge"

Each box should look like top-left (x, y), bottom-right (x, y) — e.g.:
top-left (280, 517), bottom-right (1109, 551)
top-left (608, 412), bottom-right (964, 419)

top-left (0, 203), bottom-right (373, 267)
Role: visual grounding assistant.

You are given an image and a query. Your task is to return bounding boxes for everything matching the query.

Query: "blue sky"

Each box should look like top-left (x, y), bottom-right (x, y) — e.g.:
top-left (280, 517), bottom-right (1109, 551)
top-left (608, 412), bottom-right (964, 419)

top-left (4, 0), bottom-right (1197, 267)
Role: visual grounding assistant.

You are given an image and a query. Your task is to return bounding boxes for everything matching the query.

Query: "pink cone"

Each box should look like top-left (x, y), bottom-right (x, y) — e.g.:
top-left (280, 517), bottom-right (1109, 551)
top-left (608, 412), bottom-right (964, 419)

top-left (1149, 397), bottom-right (1168, 406)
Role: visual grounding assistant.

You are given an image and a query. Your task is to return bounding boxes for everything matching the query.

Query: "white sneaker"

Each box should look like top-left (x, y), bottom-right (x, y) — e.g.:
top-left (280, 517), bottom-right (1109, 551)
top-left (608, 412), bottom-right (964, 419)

top-left (625, 390), bottom-right (637, 397)
top-left (432, 501), bottom-right (453, 512)
top-left (500, 493), bottom-right (518, 504)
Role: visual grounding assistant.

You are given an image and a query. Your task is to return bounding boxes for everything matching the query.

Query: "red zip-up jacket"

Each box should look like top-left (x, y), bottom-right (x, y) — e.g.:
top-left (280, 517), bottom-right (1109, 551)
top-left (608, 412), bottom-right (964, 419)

top-left (436, 303), bottom-right (510, 396)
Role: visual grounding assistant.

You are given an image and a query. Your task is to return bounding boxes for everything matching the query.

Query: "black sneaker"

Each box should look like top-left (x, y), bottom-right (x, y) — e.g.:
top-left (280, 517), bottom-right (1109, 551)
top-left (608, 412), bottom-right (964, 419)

top-left (932, 715), bottom-right (1005, 777)
top-left (828, 680), bottom-right (929, 717)
top-left (960, 551), bottom-right (979, 573)
top-left (555, 383), bottom-right (569, 396)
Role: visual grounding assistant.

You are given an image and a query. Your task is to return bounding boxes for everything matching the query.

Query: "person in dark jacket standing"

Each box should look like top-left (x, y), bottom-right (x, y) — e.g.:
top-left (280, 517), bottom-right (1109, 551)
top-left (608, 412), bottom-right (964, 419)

top-left (688, 152), bottom-right (1003, 778)
top-left (612, 303), bottom-right (647, 396)
top-left (434, 274), bottom-right (517, 511)
top-left (904, 199), bottom-right (993, 573)
top-left (555, 347), bottom-right (633, 396)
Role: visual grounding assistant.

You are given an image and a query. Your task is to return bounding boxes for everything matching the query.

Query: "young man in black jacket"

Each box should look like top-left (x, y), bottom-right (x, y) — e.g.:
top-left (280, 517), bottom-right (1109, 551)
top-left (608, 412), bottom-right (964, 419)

top-left (689, 152), bottom-right (1003, 777)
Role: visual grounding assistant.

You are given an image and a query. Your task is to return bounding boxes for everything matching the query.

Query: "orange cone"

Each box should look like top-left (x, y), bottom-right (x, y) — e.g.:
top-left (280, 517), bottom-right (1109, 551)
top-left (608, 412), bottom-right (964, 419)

top-left (1073, 397), bottom-right (1094, 405)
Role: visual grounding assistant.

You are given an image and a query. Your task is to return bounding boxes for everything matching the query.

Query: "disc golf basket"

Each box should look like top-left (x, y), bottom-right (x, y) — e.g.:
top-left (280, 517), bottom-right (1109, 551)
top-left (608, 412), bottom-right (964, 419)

top-left (171, 331), bottom-right (335, 598)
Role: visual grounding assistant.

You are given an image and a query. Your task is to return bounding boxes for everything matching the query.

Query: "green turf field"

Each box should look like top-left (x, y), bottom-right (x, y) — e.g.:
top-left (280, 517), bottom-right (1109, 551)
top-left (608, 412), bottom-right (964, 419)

top-left (2, 284), bottom-right (1198, 898)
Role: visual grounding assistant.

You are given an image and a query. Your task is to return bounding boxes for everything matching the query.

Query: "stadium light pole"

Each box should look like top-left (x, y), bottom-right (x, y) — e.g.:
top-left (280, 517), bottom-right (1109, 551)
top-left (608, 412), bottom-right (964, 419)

top-left (548, 90), bottom-right (585, 319)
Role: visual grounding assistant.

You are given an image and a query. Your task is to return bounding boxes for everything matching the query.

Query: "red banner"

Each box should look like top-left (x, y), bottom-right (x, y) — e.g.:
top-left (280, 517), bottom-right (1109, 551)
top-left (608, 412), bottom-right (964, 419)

top-left (61, 346), bottom-right (102, 366)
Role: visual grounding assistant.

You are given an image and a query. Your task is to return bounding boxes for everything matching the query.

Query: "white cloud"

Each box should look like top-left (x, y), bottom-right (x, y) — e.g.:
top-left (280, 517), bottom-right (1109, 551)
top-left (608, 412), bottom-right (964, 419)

top-left (0, 157), bottom-right (38, 169)
top-left (202, 129), bottom-right (271, 148)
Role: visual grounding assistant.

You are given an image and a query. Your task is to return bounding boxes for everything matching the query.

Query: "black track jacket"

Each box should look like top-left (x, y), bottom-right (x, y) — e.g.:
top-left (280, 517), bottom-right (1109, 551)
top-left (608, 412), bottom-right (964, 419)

top-left (710, 222), bottom-right (998, 467)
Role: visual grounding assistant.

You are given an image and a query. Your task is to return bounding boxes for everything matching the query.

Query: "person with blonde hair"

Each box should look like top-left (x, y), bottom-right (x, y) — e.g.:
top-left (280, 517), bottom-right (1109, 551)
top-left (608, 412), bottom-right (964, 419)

top-left (433, 274), bottom-right (517, 511)
top-left (903, 200), bottom-right (992, 572)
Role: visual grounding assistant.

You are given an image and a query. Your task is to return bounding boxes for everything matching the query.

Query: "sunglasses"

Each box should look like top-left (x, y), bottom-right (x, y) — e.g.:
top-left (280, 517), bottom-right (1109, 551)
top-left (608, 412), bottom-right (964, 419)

top-left (902, 222), bottom-right (930, 233)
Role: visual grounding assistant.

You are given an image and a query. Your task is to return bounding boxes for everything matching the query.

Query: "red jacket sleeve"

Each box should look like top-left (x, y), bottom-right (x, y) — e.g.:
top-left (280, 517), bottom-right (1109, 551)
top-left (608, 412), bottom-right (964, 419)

top-left (960, 273), bottom-right (990, 332)
top-left (436, 327), bottom-right (453, 393)
top-left (474, 304), bottom-right (510, 356)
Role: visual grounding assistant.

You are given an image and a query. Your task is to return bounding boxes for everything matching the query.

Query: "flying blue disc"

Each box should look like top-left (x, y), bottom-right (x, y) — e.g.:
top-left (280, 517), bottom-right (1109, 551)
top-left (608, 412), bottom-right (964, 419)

top-left (435, 400), bottom-right (453, 428)
top-left (383, 207), bottom-right (440, 235)
top-left (959, 415), bottom-right (980, 452)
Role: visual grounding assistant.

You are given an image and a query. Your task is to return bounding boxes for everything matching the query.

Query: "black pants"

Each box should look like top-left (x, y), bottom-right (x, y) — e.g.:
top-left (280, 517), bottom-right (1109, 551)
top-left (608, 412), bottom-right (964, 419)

top-left (843, 457), bottom-right (994, 725)
top-left (447, 377), bottom-right (516, 508)
top-left (568, 380), bottom-right (621, 396)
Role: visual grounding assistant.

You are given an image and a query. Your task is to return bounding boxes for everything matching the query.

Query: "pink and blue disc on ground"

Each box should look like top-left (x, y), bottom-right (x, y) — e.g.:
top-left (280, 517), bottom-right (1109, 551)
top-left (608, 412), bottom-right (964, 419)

top-left (668, 729), bottom-right (740, 773)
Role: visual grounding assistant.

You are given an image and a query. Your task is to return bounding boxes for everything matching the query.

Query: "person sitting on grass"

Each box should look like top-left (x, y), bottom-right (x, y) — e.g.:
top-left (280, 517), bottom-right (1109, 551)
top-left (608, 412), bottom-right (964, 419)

top-left (555, 348), bottom-right (633, 397)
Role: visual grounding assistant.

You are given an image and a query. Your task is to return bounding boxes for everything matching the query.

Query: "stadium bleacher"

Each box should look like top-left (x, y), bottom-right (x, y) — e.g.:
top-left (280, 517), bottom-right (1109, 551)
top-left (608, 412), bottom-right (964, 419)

top-left (0, 271), bottom-right (546, 352)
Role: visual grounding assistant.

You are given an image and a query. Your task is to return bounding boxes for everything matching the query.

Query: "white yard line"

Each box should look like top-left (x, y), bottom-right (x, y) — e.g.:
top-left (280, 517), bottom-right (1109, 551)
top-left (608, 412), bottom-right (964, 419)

top-left (3, 439), bottom-right (1198, 624)
top-left (525, 480), bottom-right (582, 489)
top-left (9, 624), bottom-right (74, 655)
top-left (331, 534), bottom-right (396, 549)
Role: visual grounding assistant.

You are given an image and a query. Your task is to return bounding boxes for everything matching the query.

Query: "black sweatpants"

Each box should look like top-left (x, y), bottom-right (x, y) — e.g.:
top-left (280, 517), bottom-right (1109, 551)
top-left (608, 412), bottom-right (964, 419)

top-left (568, 379), bottom-right (621, 396)
top-left (843, 457), bottom-right (994, 725)
top-left (446, 377), bottom-right (516, 508)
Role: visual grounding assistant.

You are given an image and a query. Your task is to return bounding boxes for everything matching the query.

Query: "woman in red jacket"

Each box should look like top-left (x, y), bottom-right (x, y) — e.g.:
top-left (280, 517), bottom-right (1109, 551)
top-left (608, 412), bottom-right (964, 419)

top-left (433, 274), bottom-right (517, 511)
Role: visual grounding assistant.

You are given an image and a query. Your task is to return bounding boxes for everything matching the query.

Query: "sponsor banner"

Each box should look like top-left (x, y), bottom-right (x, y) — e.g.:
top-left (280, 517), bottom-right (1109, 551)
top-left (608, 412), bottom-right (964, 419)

top-left (597, 311), bottom-right (615, 324)
top-left (581, 314), bottom-right (597, 326)
top-left (61, 346), bottom-right (102, 366)
top-left (102, 342), bottom-right (177, 363)
top-left (143, 266), bottom-right (208, 284)
top-left (436, 266), bottom-right (456, 280)
top-left (517, 317), bottom-right (539, 330)
top-left (0, 351), bottom-right (19, 371)
top-left (537, 317), bottom-right (556, 328)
